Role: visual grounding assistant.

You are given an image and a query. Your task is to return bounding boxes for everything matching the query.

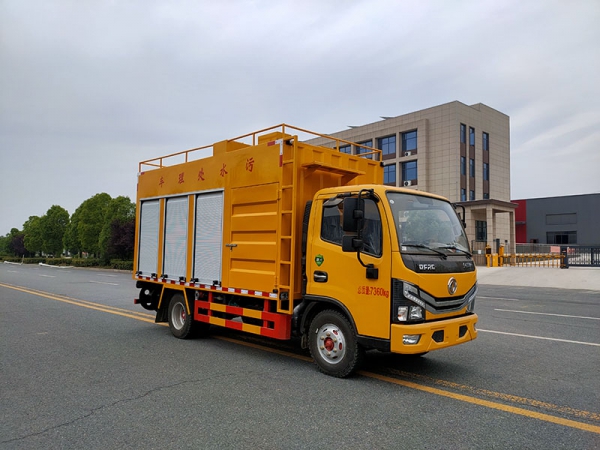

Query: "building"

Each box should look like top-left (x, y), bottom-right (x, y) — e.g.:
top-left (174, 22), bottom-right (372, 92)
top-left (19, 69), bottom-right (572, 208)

top-left (307, 100), bottom-right (517, 258)
top-left (514, 193), bottom-right (600, 245)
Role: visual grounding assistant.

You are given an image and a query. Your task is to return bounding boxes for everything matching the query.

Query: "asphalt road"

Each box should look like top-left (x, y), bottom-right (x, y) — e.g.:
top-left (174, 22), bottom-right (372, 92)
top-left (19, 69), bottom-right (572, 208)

top-left (1, 263), bottom-right (599, 449)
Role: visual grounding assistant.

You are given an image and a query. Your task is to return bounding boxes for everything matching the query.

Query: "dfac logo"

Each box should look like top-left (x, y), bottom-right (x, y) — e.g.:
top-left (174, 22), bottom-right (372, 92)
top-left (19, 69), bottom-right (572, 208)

top-left (447, 277), bottom-right (458, 295)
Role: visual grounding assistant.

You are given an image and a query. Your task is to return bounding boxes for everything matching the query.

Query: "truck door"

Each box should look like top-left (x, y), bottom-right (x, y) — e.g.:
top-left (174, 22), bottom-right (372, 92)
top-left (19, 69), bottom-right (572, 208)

top-left (222, 182), bottom-right (279, 293)
top-left (193, 191), bottom-right (224, 285)
top-left (306, 195), bottom-right (392, 340)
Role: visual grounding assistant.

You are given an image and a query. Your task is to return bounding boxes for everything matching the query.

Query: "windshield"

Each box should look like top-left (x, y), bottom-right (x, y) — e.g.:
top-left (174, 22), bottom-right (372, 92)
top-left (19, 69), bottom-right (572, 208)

top-left (386, 192), bottom-right (470, 255)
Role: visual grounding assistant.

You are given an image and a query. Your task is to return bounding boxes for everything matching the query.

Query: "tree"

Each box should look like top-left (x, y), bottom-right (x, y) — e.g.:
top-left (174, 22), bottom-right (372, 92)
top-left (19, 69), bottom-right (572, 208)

top-left (40, 205), bottom-right (69, 256)
top-left (99, 196), bottom-right (135, 260)
top-left (7, 228), bottom-right (30, 257)
top-left (0, 233), bottom-right (9, 255)
top-left (23, 216), bottom-right (44, 255)
top-left (106, 217), bottom-right (136, 260)
top-left (77, 193), bottom-right (112, 256)
top-left (64, 208), bottom-right (82, 257)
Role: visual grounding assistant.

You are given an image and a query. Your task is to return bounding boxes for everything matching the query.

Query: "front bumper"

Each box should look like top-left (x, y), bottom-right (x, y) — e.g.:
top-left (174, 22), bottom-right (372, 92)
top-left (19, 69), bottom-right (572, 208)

top-left (390, 313), bottom-right (478, 354)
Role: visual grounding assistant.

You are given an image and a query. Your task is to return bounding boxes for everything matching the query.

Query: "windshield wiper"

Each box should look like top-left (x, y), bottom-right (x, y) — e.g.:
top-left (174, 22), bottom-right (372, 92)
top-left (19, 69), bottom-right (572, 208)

top-left (439, 245), bottom-right (472, 258)
top-left (401, 243), bottom-right (447, 259)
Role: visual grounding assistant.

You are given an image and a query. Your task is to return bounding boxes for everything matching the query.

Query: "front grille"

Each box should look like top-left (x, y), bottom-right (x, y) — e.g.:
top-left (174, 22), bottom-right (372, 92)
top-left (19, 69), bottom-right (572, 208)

top-left (420, 283), bottom-right (477, 313)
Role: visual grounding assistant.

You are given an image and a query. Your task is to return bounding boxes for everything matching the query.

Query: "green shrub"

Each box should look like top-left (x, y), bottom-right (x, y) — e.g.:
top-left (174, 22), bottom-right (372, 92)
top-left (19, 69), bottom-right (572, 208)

top-left (2, 256), bottom-right (133, 270)
top-left (110, 260), bottom-right (133, 271)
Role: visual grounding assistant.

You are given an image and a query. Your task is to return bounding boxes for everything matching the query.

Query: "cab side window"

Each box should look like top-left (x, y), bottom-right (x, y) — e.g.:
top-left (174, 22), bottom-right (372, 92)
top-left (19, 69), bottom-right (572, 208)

top-left (321, 201), bottom-right (344, 245)
top-left (320, 198), bottom-right (382, 257)
top-left (362, 199), bottom-right (382, 257)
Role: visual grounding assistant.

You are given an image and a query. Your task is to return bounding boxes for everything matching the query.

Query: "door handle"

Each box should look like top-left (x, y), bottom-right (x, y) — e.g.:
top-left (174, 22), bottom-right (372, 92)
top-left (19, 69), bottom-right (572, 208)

top-left (313, 271), bottom-right (328, 283)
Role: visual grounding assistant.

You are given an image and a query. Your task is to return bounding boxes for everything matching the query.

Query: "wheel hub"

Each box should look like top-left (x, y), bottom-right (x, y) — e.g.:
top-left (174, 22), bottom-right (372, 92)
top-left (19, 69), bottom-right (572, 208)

top-left (316, 323), bottom-right (346, 364)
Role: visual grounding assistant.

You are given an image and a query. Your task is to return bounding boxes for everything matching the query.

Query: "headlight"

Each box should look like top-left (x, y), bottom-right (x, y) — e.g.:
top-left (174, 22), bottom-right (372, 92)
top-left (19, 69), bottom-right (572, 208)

top-left (397, 306), bottom-right (409, 322)
top-left (397, 306), bottom-right (423, 322)
top-left (392, 280), bottom-right (426, 323)
top-left (409, 306), bottom-right (423, 320)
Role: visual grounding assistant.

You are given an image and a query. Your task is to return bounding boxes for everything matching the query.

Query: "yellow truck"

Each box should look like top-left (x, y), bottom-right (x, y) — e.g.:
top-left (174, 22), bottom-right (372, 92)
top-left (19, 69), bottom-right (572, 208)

top-left (133, 124), bottom-right (478, 377)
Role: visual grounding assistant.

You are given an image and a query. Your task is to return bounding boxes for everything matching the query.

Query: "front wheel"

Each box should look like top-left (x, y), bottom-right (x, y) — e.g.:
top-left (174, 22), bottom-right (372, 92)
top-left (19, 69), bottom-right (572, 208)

top-left (308, 310), bottom-right (364, 378)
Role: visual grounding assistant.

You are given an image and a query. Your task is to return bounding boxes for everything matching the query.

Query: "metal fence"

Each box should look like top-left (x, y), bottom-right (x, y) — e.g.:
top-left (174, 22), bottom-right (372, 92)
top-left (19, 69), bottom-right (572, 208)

top-left (515, 243), bottom-right (554, 254)
top-left (562, 246), bottom-right (600, 267)
top-left (471, 243), bottom-right (600, 268)
top-left (501, 253), bottom-right (563, 268)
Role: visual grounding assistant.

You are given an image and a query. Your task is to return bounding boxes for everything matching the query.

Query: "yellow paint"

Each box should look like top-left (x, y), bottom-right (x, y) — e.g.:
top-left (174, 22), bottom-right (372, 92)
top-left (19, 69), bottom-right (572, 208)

top-left (390, 314), bottom-right (478, 353)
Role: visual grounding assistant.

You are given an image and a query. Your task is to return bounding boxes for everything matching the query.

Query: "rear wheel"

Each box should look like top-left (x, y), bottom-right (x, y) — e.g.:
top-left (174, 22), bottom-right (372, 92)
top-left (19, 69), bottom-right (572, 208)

top-left (308, 310), bottom-right (364, 378)
top-left (167, 293), bottom-right (209, 339)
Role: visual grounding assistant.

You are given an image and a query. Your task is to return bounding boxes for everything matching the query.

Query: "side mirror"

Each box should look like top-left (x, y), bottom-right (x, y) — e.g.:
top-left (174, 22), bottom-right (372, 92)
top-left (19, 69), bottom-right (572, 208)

top-left (342, 235), bottom-right (363, 252)
top-left (454, 203), bottom-right (467, 228)
top-left (342, 197), bottom-right (363, 232)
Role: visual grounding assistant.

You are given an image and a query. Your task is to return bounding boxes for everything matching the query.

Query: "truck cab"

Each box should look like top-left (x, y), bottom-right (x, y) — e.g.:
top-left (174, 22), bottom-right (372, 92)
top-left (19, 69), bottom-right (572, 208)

top-left (302, 185), bottom-right (477, 376)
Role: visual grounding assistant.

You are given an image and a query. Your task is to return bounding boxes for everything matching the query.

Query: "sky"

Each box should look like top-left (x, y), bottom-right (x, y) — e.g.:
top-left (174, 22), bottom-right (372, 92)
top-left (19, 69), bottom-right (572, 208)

top-left (1, 0), bottom-right (599, 236)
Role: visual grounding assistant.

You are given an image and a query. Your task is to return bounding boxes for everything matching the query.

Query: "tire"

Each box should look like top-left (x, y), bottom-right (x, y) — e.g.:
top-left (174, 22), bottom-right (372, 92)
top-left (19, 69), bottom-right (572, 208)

top-left (308, 310), bottom-right (364, 378)
top-left (138, 288), bottom-right (158, 311)
top-left (167, 293), bottom-right (209, 339)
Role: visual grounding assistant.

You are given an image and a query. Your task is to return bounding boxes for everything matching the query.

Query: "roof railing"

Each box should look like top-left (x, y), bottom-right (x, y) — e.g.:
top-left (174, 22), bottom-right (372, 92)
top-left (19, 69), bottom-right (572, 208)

top-left (139, 123), bottom-right (381, 172)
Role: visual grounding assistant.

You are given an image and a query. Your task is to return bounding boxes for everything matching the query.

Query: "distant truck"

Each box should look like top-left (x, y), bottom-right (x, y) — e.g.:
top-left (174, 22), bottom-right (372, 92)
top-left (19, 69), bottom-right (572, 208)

top-left (133, 124), bottom-right (478, 377)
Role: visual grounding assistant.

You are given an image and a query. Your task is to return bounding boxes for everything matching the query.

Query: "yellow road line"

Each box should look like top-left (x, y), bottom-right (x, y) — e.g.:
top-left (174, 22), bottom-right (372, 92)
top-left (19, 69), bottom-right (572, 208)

top-left (384, 368), bottom-right (600, 422)
top-left (361, 372), bottom-right (600, 435)
top-left (0, 282), bottom-right (159, 325)
top-left (1, 281), bottom-right (598, 434)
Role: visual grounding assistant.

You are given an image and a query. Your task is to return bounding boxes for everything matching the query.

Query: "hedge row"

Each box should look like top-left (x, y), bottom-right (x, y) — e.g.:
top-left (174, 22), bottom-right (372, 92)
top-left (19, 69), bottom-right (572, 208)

top-left (2, 257), bottom-right (133, 271)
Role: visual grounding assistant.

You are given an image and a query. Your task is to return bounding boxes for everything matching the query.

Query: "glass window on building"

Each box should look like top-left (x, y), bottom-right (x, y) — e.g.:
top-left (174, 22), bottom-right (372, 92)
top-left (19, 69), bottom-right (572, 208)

top-left (384, 163), bottom-right (396, 185)
top-left (546, 231), bottom-right (577, 245)
top-left (339, 144), bottom-right (351, 154)
top-left (461, 156), bottom-right (466, 176)
top-left (378, 135), bottom-right (396, 158)
top-left (470, 158), bottom-right (475, 177)
top-left (402, 160), bottom-right (417, 182)
top-left (461, 189), bottom-right (466, 201)
top-left (483, 132), bottom-right (489, 151)
top-left (402, 130), bottom-right (417, 152)
top-left (469, 190), bottom-right (475, 201)
top-left (475, 220), bottom-right (487, 241)
top-left (483, 193), bottom-right (489, 199)
top-left (460, 124), bottom-right (466, 143)
top-left (483, 162), bottom-right (489, 181)
top-left (469, 127), bottom-right (475, 146)
top-left (356, 140), bottom-right (373, 159)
